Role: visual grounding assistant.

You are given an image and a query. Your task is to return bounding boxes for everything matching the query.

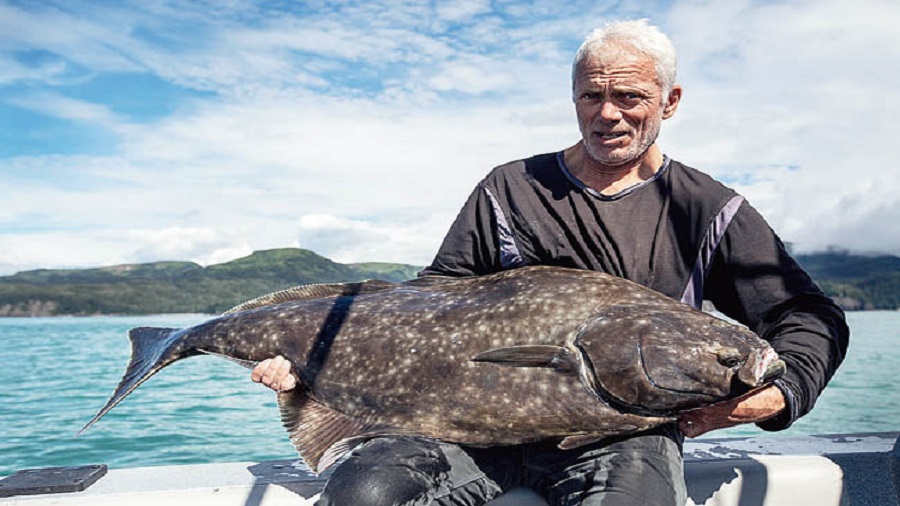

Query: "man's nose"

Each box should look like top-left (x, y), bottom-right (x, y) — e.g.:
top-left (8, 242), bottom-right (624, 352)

top-left (598, 100), bottom-right (622, 122)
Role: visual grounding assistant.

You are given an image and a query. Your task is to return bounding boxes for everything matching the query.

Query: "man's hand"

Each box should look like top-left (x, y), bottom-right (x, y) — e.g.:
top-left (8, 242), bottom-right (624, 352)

top-left (679, 384), bottom-right (785, 438)
top-left (251, 355), bottom-right (297, 392)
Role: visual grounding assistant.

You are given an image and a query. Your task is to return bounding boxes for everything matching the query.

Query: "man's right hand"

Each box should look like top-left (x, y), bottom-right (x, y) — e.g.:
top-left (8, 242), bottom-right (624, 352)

top-left (251, 355), bottom-right (297, 392)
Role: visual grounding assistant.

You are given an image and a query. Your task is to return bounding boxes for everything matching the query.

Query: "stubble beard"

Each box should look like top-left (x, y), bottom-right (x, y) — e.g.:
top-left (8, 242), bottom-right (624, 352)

top-left (584, 112), bottom-right (663, 168)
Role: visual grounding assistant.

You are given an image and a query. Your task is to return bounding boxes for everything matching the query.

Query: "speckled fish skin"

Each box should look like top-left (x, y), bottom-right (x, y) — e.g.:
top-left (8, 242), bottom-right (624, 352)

top-left (80, 265), bottom-right (784, 473)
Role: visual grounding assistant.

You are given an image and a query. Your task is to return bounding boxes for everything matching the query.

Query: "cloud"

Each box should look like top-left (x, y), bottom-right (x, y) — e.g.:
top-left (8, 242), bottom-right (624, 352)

top-left (435, 0), bottom-right (493, 23)
top-left (7, 91), bottom-right (121, 126)
top-left (0, 0), bottom-right (898, 277)
top-left (0, 89), bottom-right (578, 275)
top-left (427, 55), bottom-right (514, 94)
top-left (127, 226), bottom-right (254, 266)
top-left (0, 230), bottom-right (134, 274)
top-left (0, 2), bottom-right (146, 74)
top-left (663, 0), bottom-right (900, 253)
top-left (296, 214), bottom-right (444, 266)
top-left (0, 52), bottom-right (69, 85)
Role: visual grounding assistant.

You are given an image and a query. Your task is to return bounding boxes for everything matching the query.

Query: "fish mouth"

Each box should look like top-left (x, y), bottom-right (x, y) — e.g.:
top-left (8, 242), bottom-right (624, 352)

top-left (763, 359), bottom-right (787, 383)
top-left (738, 347), bottom-right (786, 387)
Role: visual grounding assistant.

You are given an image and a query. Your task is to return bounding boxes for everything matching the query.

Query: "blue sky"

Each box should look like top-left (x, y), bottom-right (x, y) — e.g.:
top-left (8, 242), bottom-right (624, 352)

top-left (1, 0), bottom-right (898, 275)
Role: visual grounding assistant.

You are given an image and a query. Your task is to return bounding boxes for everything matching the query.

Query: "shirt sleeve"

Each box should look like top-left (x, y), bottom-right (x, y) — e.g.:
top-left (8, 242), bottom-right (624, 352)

top-left (705, 202), bottom-right (850, 431)
top-left (419, 183), bottom-right (502, 277)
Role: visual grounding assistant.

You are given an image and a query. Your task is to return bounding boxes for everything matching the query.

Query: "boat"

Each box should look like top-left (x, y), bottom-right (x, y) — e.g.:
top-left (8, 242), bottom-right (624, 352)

top-left (1, 432), bottom-right (897, 505)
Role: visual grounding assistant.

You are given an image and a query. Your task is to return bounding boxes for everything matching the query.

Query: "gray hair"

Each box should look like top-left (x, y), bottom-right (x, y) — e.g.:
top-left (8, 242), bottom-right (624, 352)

top-left (573, 19), bottom-right (677, 97)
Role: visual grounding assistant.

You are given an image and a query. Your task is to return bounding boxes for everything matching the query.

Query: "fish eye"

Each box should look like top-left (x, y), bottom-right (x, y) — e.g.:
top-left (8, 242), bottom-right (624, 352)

top-left (722, 357), bottom-right (741, 368)
top-left (715, 348), bottom-right (744, 368)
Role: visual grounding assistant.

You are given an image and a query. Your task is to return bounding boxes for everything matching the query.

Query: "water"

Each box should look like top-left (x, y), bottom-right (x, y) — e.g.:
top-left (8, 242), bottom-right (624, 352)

top-left (0, 314), bottom-right (288, 476)
top-left (0, 312), bottom-right (897, 477)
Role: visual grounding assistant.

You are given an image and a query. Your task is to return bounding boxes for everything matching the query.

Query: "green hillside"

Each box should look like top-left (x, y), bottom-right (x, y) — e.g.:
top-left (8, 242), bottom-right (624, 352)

top-left (796, 253), bottom-right (900, 310)
top-left (0, 248), bottom-right (421, 317)
top-left (0, 249), bottom-right (896, 316)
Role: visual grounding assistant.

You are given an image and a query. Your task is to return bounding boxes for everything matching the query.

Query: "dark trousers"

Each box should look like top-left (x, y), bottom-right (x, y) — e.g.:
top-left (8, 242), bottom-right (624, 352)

top-left (317, 425), bottom-right (686, 506)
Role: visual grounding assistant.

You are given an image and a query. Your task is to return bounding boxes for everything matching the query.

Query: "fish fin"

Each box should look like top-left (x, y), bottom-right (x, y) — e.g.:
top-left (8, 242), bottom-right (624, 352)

top-left (197, 350), bottom-right (258, 369)
top-left (318, 435), bottom-right (372, 472)
top-left (78, 326), bottom-right (192, 436)
top-left (471, 345), bottom-right (578, 373)
top-left (223, 279), bottom-right (397, 314)
top-left (558, 434), bottom-right (608, 450)
top-left (277, 389), bottom-right (389, 474)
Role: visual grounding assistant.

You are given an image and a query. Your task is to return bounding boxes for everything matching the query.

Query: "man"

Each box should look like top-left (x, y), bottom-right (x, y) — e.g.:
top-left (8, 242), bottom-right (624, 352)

top-left (253, 19), bottom-right (848, 506)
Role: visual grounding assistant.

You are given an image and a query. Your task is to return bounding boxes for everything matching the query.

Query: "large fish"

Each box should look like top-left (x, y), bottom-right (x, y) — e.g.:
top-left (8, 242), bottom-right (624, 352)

top-left (79, 265), bottom-right (785, 473)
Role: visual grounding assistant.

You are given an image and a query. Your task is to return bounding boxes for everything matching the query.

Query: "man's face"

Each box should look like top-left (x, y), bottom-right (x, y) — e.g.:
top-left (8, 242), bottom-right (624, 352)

top-left (573, 48), bottom-right (678, 168)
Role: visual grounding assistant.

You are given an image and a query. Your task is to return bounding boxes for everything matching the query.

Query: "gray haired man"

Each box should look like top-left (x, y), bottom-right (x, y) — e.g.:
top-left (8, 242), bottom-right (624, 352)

top-left (254, 19), bottom-right (848, 506)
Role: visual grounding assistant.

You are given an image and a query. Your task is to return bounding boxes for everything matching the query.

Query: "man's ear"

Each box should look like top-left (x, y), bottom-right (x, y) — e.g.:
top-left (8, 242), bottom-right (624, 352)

top-left (662, 85), bottom-right (683, 119)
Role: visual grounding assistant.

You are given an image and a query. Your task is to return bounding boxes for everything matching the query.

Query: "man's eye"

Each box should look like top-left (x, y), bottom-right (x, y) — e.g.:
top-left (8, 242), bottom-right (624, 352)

top-left (579, 92), bottom-right (602, 101)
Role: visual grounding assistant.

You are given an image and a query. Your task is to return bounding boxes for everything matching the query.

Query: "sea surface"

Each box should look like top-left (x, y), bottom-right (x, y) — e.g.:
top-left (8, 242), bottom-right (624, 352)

top-left (0, 311), bottom-right (897, 477)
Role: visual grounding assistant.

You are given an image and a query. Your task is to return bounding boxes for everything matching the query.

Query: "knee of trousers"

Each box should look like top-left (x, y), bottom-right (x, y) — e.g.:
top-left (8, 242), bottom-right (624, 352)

top-left (318, 468), bottom-right (433, 506)
top-left (317, 438), bottom-right (452, 506)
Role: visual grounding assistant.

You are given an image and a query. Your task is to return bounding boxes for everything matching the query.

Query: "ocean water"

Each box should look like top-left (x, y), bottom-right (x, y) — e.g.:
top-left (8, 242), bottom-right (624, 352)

top-left (0, 311), bottom-right (897, 477)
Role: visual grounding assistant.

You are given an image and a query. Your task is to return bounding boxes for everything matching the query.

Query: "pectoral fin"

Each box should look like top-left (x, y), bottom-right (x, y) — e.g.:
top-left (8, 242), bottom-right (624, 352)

top-left (471, 345), bottom-right (577, 373)
top-left (276, 388), bottom-right (412, 474)
top-left (558, 434), bottom-right (607, 449)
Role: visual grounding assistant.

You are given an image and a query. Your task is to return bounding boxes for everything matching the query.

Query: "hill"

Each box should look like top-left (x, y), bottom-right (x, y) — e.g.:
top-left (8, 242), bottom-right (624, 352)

top-left (0, 248), bottom-right (421, 317)
top-left (795, 252), bottom-right (900, 310)
top-left (0, 249), bottom-right (896, 316)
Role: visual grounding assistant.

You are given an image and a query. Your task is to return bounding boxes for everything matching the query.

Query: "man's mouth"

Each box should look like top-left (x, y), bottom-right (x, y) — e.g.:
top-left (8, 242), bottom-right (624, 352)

top-left (597, 131), bottom-right (628, 141)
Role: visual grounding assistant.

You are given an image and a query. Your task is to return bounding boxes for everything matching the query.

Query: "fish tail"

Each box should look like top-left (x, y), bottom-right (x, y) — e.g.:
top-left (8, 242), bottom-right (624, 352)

top-left (77, 326), bottom-right (191, 436)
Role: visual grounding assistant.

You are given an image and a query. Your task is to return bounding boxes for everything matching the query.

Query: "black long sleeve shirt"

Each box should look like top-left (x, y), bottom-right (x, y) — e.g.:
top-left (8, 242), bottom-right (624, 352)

top-left (422, 152), bottom-right (849, 431)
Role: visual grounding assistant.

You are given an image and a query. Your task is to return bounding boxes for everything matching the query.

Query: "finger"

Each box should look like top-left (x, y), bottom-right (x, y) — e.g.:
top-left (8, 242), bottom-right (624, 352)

top-left (276, 358), bottom-right (296, 391)
top-left (679, 414), bottom-right (710, 438)
top-left (281, 375), bottom-right (297, 391)
top-left (679, 418), bottom-right (698, 438)
top-left (683, 422), bottom-right (706, 438)
top-left (251, 358), bottom-right (274, 383)
top-left (261, 356), bottom-right (286, 386)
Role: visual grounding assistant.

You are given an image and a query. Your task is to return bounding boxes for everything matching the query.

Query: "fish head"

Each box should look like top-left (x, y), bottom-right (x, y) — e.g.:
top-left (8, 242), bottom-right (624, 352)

top-left (574, 304), bottom-right (785, 415)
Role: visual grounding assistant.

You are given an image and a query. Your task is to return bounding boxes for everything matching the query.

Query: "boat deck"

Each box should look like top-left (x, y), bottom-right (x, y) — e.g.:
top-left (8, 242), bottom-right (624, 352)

top-left (2, 433), bottom-right (898, 505)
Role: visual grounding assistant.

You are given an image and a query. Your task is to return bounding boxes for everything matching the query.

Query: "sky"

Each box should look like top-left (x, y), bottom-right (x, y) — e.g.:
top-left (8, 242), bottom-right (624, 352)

top-left (1, 0), bottom-right (898, 275)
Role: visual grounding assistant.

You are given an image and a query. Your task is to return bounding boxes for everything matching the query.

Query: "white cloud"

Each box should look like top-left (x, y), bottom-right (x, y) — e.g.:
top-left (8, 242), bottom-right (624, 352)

top-left (436, 0), bottom-right (493, 23)
top-left (1, 0), bottom-right (898, 277)
top-left (0, 2), bottom-right (145, 74)
top-left (296, 214), bottom-right (446, 266)
top-left (427, 56), bottom-right (514, 94)
top-left (7, 91), bottom-right (121, 126)
top-left (0, 87), bottom-right (578, 275)
top-left (663, 0), bottom-right (900, 253)
top-left (0, 53), bottom-right (68, 85)
top-left (0, 231), bottom-right (134, 274)
top-left (126, 226), bottom-right (254, 266)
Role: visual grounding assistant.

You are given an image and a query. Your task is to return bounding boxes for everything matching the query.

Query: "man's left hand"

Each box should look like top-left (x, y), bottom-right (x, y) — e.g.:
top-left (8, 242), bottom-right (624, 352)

top-left (679, 384), bottom-right (786, 438)
top-left (251, 355), bottom-right (297, 392)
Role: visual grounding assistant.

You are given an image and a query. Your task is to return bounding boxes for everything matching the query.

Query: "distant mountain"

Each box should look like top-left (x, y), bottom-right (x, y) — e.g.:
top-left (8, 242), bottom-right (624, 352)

top-left (0, 249), bottom-right (896, 316)
top-left (795, 252), bottom-right (900, 311)
top-left (0, 248), bottom-right (422, 317)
